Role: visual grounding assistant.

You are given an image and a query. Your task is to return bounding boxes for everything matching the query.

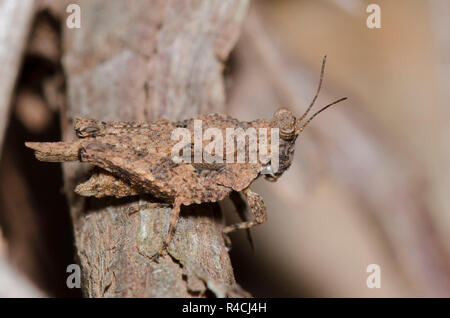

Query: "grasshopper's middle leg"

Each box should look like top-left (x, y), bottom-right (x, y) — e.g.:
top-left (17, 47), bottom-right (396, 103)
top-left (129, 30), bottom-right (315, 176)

top-left (223, 188), bottom-right (267, 234)
top-left (153, 198), bottom-right (182, 260)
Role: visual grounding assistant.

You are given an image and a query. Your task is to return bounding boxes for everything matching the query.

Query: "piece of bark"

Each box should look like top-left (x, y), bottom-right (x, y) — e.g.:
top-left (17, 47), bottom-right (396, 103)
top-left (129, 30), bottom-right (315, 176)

top-left (0, 0), bottom-right (35, 154)
top-left (61, 0), bottom-right (249, 297)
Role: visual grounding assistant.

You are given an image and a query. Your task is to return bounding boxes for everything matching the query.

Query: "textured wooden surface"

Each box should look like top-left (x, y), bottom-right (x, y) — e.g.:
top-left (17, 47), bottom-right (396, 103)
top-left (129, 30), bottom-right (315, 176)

top-left (61, 0), bottom-right (249, 297)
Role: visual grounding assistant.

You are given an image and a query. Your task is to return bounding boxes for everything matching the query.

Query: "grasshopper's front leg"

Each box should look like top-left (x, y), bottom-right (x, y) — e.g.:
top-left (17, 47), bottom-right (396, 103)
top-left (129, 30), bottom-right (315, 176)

top-left (223, 188), bottom-right (268, 234)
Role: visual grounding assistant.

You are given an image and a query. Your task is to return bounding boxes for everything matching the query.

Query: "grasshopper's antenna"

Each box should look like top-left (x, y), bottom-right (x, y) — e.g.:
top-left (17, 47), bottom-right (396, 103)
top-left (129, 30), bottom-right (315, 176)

top-left (297, 55), bottom-right (327, 124)
top-left (298, 97), bottom-right (347, 133)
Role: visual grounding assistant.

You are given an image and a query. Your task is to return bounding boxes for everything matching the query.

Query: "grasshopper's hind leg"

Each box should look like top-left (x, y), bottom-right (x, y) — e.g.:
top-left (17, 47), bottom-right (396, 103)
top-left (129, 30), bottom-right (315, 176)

top-left (223, 188), bottom-right (267, 235)
top-left (226, 191), bottom-right (255, 250)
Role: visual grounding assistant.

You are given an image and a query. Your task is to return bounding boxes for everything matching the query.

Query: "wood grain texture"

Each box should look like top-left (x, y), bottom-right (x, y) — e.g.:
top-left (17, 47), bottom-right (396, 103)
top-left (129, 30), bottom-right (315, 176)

top-left (60, 0), bottom-right (249, 297)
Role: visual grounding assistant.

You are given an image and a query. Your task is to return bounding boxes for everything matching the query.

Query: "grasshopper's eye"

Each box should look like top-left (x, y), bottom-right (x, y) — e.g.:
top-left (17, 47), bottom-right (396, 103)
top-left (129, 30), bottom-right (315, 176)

top-left (74, 117), bottom-right (106, 138)
top-left (79, 126), bottom-right (99, 136)
top-left (273, 108), bottom-right (296, 141)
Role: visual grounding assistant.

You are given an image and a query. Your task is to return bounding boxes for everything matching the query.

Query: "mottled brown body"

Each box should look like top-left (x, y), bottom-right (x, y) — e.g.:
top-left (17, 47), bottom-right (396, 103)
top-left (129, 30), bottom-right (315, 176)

top-left (25, 56), bottom-right (346, 258)
top-left (26, 114), bottom-right (279, 257)
top-left (28, 114), bottom-right (274, 200)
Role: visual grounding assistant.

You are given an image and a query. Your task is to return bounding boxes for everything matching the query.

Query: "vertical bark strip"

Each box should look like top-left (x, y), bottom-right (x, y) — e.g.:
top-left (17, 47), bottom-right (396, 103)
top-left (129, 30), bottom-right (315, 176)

top-left (61, 0), bottom-right (249, 297)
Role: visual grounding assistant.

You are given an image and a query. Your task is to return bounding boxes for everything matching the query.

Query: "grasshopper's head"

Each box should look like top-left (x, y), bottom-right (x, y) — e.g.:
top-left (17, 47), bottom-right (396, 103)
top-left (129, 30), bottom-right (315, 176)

top-left (263, 56), bottom-right (347, 181)
top-left (263, 107), bottom-right (297, 181)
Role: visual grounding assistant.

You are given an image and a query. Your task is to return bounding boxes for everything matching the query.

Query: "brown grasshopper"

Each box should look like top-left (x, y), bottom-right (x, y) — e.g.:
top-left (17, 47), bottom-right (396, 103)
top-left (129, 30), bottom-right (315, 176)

top-left (26, 56), bottom-right (346, 258)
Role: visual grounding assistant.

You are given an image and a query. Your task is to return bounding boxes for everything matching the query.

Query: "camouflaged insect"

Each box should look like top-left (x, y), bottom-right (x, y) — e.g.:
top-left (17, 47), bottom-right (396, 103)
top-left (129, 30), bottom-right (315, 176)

top-left (25, 56), bottom-right (346, 258)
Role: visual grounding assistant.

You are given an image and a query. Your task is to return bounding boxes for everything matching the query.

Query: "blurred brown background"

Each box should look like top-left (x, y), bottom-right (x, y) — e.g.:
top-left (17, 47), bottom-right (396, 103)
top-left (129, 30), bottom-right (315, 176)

top-left (1, 0), bottom-right (450, 297)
